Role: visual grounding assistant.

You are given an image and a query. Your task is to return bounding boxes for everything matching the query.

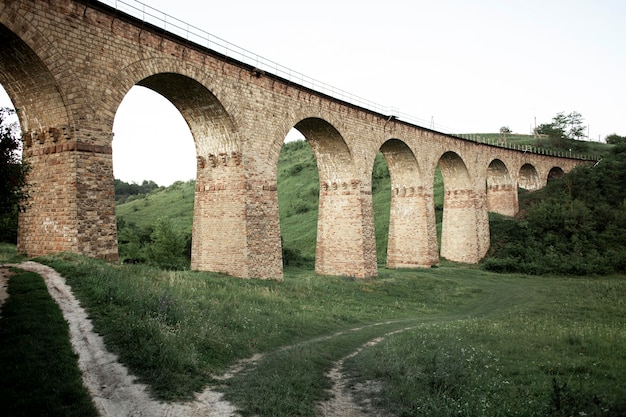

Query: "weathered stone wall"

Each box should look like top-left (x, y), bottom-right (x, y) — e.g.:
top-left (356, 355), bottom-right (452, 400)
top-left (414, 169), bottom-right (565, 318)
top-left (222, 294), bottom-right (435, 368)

top-left (0, 0), bottom-right (589, 279)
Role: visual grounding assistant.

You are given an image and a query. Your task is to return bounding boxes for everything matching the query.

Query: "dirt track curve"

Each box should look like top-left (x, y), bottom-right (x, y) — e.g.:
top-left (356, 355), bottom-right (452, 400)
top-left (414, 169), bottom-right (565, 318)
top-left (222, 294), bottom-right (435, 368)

top-left (2, 262), bottom-right (400, 417)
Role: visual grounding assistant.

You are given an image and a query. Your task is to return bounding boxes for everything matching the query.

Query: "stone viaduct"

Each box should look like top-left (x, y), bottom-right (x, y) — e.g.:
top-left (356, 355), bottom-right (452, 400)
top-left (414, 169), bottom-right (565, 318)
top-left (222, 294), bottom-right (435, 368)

top-left (0, 0), bottom-right (588, 280)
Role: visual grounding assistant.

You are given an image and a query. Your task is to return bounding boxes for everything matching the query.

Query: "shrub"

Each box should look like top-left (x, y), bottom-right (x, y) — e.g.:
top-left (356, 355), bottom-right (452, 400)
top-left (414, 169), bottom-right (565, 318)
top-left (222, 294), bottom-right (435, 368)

top-left (145, 217), bottom-right (188, 270)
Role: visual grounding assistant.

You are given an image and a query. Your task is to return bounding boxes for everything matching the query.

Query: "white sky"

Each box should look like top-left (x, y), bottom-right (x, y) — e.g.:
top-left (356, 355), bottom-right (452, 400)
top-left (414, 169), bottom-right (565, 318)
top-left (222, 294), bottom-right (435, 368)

top-left (2, 0), bottom-right (625, 186)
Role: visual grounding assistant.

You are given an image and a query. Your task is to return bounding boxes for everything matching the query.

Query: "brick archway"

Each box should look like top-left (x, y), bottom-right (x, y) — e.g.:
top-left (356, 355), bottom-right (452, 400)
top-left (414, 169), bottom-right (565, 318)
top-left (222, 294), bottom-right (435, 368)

top-left (438, 151), bottom-right (488, 263)
top-left (293, 117), bottom-right (376, 278)
top-left (380, 139), bottom-right (438, 268)
top-left (487, 159), bottom-right (518, 216)
top-left (519, 163), bottom-right (540, 190)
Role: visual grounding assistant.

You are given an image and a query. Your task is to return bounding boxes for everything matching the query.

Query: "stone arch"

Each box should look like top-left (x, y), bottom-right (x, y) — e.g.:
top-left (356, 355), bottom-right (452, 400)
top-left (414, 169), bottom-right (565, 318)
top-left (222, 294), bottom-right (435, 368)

top-left (437, 151), bottom-right (487, 263)
top-left (486, 159), bottom-right (518, 216)
top-left (379, 139), bottom-right (437, 268)
top-left (294, 117), bottom-right (355, 183)
top-left (519, 163), bottom-right (540, 190)
top-left (290, 117), bottom-right (376, 277)
top-left (0, 21), bottom-right (106, 258)
top-left (0, 13), bottom-right (82, 131)
top-left (107, 63), bottom-right (245, 275)
top-left (135, 73), bottom-right (237, 156)
top-left (547, 166), bottom-right (565, 182)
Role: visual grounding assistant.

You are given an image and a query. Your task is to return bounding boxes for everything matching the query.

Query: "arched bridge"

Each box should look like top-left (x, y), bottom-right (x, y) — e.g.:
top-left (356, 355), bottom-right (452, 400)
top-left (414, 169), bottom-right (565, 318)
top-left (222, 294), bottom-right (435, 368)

top-left (0, 0), bottom-right (590, 279)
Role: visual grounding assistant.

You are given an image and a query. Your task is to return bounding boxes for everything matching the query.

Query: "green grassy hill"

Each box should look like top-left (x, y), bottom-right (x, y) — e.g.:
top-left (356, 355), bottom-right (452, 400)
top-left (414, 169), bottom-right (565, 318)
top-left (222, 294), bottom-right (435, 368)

top-left (116, 180), bottom-right (195, 233)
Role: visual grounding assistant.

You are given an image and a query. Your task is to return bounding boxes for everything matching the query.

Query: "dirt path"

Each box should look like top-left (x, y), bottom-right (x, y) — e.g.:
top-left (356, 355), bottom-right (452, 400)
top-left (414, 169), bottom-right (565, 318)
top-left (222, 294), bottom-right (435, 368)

top-left (10, 262), bottom-right (240, 417)
top-left (316, 329), bottom-right (412, 417)
top-left (2, 261), bottom-right (404, 417)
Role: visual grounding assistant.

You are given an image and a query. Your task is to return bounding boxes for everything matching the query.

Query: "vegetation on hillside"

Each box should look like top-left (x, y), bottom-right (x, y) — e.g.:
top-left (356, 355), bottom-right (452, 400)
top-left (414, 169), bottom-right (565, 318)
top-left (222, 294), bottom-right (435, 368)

top-left (114, 178), bottom-right (161, 204)
top-left (485, 143), bottom-right (626, 275)
top-left (0, 107), bottom-right (29, 243)
top-left (116, 180), bottom-right (194, 268)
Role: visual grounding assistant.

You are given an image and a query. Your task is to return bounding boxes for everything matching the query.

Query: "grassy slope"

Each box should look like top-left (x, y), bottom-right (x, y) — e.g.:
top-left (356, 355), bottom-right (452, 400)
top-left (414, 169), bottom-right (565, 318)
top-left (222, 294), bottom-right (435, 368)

top-left (116, 180), bottom-right (195, 233)
top-left (34, 254), bottom-right (626, 417)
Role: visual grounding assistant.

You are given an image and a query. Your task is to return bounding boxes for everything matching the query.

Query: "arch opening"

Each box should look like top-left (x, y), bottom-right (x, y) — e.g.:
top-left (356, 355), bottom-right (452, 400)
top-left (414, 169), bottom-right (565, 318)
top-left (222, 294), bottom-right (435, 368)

top-left (547, 166), bottom-right (565, 182)
top-left (0, 84), bottom-right (23, 245)
top-left (377, 139), bottom-right (437, 269)
top-left (276, 117), bottom-right (375, 278)
top-left (486, 159), bottom-right (518, 216)
top-left (113, 73), bottom-right (240, 273)
top-left (436, 151), bottom-right (486, 264)
top-left (519, 163), bottom-right (540, 190)
top-left (276, 130), bottom-right (318, 271)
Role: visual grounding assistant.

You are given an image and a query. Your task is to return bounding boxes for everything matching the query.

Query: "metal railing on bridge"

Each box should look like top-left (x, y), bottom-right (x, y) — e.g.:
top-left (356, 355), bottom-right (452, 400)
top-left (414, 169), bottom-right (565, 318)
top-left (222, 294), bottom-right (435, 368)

top-left (96, 0), bottom-right (599, 162)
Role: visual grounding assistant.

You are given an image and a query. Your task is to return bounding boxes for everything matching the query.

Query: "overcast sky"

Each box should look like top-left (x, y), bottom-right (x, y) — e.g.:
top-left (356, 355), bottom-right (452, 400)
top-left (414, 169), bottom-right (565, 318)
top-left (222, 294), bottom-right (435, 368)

top-left (2, 0), bottom-right (625, 186)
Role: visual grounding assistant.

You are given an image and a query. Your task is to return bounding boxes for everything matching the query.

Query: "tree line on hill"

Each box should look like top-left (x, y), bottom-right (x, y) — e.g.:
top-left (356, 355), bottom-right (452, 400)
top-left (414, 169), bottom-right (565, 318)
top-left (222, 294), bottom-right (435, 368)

top-left (114, 179), bottom-right (161, 204)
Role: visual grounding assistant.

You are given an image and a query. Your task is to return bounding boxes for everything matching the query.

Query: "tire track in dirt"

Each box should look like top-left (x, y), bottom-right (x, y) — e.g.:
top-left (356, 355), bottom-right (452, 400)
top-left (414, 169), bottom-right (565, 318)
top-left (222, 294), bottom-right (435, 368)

top-left (316, 328), bottom-right (413, 417)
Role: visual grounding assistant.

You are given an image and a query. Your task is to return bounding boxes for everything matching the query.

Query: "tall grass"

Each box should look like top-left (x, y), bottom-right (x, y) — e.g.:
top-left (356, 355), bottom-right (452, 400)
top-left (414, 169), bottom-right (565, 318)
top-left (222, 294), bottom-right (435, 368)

top-left (344, 276), bottom-right (626, 416)
top-left (33, 254), bottom-right (626, 416)
top-left (41, 254), bottom-right (482, 401)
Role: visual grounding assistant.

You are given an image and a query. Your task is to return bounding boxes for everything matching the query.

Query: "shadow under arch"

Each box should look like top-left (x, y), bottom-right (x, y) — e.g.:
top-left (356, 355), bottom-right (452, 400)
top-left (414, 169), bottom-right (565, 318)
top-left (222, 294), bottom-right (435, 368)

top-left (437, 151), bottom-right (488, 263)
top-left (292, 117), bottom-right (377, 278)
top-left (116, 72), bottom-right (244, 275)
top-left (519, 163), bottom-right (541, 190)
top-left (379, 139), bottom-right (437, 268)
top-left (486, 158), bottom-right (518, 216)
top-left (0, 24), bottom-right (74, 131)
top-left (547, 166), bottom-right (565, 182)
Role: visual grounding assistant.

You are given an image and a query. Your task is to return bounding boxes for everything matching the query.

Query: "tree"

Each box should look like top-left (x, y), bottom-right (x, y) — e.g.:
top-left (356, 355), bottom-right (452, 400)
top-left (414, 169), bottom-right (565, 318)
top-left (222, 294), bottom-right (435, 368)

top-left (552, 111), bottom-right (586, 141)
top-left (145, 217), bottom-right (187, 270)
top-left (0, 107), bottom-right (29, 243)
top-left (536, 111), bottom-right (587, 150)
top-left (606, 133), bottom-right (626, 145)
top-left (499, 126), bottom-right (511, 144)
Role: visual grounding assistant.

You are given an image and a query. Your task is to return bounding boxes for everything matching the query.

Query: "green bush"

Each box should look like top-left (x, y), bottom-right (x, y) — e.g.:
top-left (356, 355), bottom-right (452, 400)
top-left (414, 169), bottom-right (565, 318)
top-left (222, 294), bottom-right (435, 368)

top-left (145, 217), bottom-right (188, 270)
top-left (484, 144), bottom-right (626, 275)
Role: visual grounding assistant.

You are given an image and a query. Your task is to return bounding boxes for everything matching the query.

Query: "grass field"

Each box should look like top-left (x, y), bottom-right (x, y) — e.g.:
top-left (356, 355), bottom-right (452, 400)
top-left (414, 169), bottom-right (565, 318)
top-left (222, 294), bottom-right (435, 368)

top-left (2, 247), bottom-right (621, 417)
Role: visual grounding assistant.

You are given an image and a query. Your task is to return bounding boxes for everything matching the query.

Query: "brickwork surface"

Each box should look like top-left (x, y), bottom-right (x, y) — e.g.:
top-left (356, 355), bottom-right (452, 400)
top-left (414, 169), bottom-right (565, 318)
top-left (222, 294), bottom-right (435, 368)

top-left (0, 0), bottom-right (587, 279)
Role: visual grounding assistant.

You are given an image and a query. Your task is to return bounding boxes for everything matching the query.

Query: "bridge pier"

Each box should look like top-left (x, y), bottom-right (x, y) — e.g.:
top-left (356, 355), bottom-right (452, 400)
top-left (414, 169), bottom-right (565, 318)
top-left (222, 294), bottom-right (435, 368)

top-left (387, 187), bottom-right (439, 268)
top-left (487, 184), bottom-right (518, 216)
top-left (190, 152), bottom-right (283, 279)
top-left (315, 180), bottom-right (378, 278)
top-left (18, 125), bottom-right (118, 261)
